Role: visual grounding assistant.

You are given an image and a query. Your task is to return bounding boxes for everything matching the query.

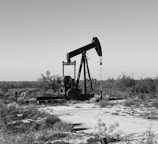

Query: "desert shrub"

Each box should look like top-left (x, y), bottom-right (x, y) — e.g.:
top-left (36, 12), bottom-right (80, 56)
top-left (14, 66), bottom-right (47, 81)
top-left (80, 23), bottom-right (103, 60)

top-left (95, 119), bottom-right (121, 142)
top-left (152, 100), bottom-right (158, 109)
top-left (0, 100), bottom-right (72, 133)
top-left (22, 105), bottom-right (43, 119)
top-left (0, 102), bottom-right (46, 132)
top-left (124, 99), bottom-right (135, 107)
top-left (0, 101), bottom-right (19, 127)
top-left (0, 101), bottom-right (73, 144)
top-left (0, 131), bottom-right (36, 144)
top-left (36, 90), bottom-right (45, 97)
top-left (137, 127), bottom-right (158, 144)
top-left (115, 74), bottom-right (136, 91)
top-left (100, 75), bottom-right (158, 100)
top-left (134, 78), bottom-right (157, 97)
top-left (48, 132), bottom-right (69, 140)
top-left (87, 137), bottom-right (100, 144)
top-left (1, 129), bottom-right (71, 144)
top-left (40, 115), bottom-right (72, 132)
top-left (1, 86), bottom-right (8, 92)
top-left (52, 121), bottom-right (72, 132)
top-left (98, 100), bottom-right (115, 108)
top-left (38, 132), bottom-right (69, 142)
top-left (0, 105), bottom-right (7, 130)
top-left (43, 115), bottom-right (60, 128)
top-left (98, 100), bottom-right (109, 108)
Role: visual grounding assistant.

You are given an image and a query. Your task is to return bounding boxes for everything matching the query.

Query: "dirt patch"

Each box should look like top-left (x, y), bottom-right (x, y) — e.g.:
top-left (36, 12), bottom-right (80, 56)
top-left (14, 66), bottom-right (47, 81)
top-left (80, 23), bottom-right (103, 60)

top-left (40, 102), bottom-right (158, 143)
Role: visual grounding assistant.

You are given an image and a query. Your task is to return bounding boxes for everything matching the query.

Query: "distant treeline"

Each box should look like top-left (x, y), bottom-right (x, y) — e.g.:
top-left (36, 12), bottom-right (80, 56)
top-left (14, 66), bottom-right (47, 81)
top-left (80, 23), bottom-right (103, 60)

top-left (0, 81), bottom-right (59, 92)
top-left (0, 71), bottom-right (60, 92)
top-left (102, 75), bottom-right (158, 99)
top-left (0, 81), bottom-right (39, 90)
top-left (80, 74), bottom-right (158, 99)
top-left (0, 74), bottom-right (158, 99)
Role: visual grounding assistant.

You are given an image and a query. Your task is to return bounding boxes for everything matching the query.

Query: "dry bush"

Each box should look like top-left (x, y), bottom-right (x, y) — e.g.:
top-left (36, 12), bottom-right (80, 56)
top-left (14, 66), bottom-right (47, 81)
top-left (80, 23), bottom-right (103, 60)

top-left (87, 137), bottom-right (100, 144)
top-left (51, 121), bottom-right (72, 132)
top-left (95, 119), bottom-right (121, 139)
top-left (98, 100), bottom-right (109, 108)
top-left (0, 102), bottom-right (43, 132)
top-left (42, 115), bottom-right (60, 129)
top-left (124, 99), bottom-right (135, 107)
top-left (98, 100), bottom-right (115, 108)
top-left (0, 99), bottom-right (73, 144)
top-left (0, 100), bottom-right (72, 133)
top-left (152, 100), bottom-right (158, 109)
top-left (0, 131), bottom-right (35, 144)
top-left (136, 128), bottom-right (158, 144)
top-left (38, 131), bottom-right (70, 142)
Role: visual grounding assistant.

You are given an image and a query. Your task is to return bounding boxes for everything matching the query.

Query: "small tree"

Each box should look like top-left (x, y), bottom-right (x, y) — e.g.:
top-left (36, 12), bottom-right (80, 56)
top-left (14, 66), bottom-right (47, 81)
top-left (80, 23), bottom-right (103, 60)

top-left (37, 70), bottom-right (60, 92)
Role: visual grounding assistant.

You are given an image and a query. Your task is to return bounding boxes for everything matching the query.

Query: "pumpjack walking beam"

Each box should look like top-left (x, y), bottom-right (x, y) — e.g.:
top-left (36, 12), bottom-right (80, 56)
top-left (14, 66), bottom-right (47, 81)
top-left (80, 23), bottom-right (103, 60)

top-left (67, 37), bottom-right (102, 63)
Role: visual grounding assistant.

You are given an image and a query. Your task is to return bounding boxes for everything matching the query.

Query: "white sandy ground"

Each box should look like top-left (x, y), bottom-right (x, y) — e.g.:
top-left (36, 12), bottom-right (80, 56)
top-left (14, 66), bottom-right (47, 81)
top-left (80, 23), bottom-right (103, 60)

top-left (39, 102), bottom-right (158, 143)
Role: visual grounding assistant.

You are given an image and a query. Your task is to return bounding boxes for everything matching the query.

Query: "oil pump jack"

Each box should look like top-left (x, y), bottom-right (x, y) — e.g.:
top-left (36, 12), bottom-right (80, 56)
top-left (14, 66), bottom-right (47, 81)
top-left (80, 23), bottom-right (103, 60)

top-left (62, 37), bottom-right (102, 100)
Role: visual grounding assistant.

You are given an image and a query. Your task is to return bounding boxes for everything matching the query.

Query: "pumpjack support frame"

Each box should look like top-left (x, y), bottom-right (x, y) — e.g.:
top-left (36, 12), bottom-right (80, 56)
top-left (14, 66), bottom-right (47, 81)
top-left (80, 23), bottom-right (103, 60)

top-left (63, 37), bottom-right (102, 99)
top-left (62, 61), bottom-right (76, 80)
top-left (75, 51), bottom-right (93, 95)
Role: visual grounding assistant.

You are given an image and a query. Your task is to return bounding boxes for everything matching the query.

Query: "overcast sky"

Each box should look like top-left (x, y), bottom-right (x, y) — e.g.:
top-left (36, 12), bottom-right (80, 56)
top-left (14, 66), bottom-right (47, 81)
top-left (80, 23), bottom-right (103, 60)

top-left (0, 0), bottom-right (158, 81)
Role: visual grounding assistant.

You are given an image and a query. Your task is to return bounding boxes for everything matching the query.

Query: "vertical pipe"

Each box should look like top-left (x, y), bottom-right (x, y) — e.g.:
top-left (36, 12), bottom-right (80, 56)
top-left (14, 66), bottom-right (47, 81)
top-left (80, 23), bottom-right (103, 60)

top-left (83, 54), bottom-right (87, 95)
top-left (62, 61), bottom-right (64, 77)
top-left (74, 61), bottom-right (76, 80)
top-left (100, 57), bottom-right (103, 99)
